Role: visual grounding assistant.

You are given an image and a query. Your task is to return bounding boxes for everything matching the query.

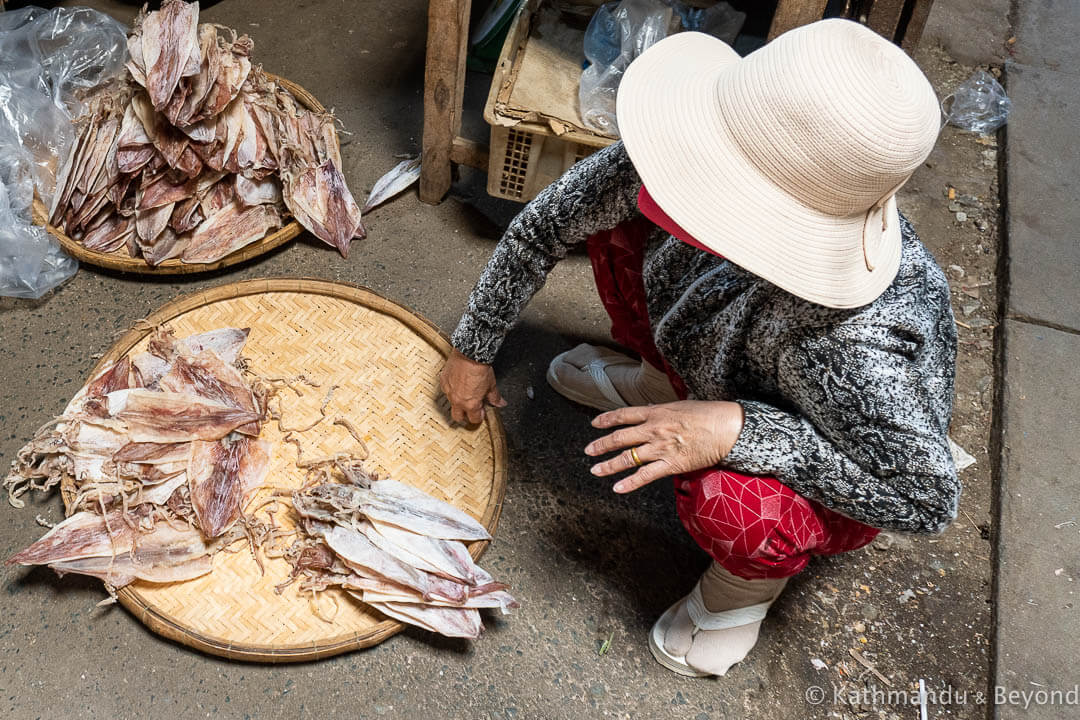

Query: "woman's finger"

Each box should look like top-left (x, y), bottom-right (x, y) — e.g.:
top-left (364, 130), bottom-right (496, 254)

top-left (450, 397), bottom-right (481, 425)
top-left (485, 386), bottom-right (508, 408)
top-left (591, 405), bottom-right (653, 429)
top-left (584, 426), bottom-right (652, 456)
top-left (590, 444), bottom-right (656, 477)
top-left (612, 459), bottom-right (673, 494)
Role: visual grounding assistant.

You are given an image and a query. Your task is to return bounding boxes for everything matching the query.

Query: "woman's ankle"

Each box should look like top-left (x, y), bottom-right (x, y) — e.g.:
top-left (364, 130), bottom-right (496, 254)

top-left (632, 360), bottom-right (680, 405)
top-left (699, 562), bottom-right (788, 613)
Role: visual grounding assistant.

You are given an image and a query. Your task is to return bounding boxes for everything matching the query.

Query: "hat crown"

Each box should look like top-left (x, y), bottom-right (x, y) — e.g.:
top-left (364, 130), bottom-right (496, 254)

top-left (716, 19), bottom-right (940, 217)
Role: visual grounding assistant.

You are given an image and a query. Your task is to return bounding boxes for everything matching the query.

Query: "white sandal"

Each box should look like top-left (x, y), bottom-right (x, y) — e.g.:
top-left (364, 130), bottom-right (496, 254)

top-left (546, 345), bottom-right (636, 411)
top-left (546, 343), bottom-right (678, 411)
top-left (648, 582), bottom-right (776, 678)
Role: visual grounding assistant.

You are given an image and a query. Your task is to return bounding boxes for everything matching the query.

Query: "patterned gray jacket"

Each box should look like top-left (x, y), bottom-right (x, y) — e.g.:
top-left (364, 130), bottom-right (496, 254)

top-left (451, 142), bottom-right (959, 534)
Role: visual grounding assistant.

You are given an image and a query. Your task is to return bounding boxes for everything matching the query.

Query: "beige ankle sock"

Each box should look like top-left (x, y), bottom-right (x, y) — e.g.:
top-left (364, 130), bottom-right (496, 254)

top-left (604, 359), bottom-right (679, 406)
top-left (638, 360), bottom-right (680, 404)
top-left (662, 601), bottom-right (696, 657)
top-left (699, 562), bottom-right (787, 612)
top-left (663, 564), bottom-right (788, 676)
top-left (684, 622), bottom-right (763, 676)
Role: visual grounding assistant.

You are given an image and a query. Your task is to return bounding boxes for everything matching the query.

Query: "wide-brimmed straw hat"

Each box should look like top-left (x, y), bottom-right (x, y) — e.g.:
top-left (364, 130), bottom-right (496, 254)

top-left (616, 19), bottom-right (941, 308)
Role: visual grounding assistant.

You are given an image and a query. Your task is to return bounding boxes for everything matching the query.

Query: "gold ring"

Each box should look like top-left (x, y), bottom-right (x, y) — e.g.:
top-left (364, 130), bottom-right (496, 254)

top-left (630, 446), bottom-right (643, 467)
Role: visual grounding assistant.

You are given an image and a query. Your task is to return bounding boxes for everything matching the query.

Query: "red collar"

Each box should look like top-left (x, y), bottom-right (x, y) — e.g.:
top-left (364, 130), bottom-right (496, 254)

top-left (637, 185), bottom-right (722, 258)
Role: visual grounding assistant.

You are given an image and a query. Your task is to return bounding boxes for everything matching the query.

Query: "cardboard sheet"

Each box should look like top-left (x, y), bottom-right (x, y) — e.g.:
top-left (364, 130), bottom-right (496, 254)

top-left (502, 6), bottom-right (591, 131)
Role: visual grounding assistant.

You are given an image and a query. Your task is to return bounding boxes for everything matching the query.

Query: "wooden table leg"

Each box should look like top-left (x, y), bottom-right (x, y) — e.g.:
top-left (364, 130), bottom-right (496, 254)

top-left (900, 0), bottom-right (936, 51)
top-left (420, 0), bottom-right (472, 204)
top-left (866, 0), bottom-right (908, 40)
top-left (767, 0), bottom-right (829, 41)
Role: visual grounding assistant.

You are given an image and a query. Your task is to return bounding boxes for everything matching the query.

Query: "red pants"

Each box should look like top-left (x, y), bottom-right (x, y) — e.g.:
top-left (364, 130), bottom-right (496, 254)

top-left (587, 219), bottom-right (878, 579)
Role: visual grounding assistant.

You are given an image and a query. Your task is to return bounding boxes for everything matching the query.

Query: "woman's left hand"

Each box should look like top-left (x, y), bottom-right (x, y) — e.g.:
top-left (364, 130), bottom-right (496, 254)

top-left (585, 400), bottom-right (745, 493)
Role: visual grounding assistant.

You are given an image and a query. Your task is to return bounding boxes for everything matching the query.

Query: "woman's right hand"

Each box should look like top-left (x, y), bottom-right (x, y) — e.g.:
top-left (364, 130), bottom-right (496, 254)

top-left (439, 349), bottom-right (507, 425)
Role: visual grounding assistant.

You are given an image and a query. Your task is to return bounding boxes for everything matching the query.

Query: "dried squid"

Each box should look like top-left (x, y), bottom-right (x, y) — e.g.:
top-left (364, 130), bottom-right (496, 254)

top-left (49, 0), bottom-right (365, 267)
top-left (285, 459), bottom-right (516, 639)
top-left (5, 326), bottom-right (271, 589)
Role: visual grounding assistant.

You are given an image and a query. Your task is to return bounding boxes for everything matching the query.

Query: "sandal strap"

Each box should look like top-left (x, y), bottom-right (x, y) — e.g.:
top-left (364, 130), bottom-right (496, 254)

top-left (686, 583), bottom-right (772, 631)
top-left (585, 358), bottom-right (630, 408)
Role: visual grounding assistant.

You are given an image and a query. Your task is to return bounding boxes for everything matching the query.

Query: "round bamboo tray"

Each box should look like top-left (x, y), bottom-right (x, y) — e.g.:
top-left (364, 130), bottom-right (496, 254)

top-left (33, 75), bottom-right (324, 275)
top-left (60, 278), bottom-right (508, 662)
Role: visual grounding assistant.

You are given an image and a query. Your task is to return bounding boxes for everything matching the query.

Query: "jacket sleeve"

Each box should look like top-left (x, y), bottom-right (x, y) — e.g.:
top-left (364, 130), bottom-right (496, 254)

top-left (450, 142), bottom-right (642, 364)
top-left (721, 324), bottom-right (960, 534)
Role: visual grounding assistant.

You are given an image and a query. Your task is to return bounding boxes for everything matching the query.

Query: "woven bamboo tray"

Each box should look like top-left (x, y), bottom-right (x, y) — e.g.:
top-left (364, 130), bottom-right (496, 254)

top-left (60, 278), bottom-right (507, 662)
top-left (32, 75), bottom-right (325, 275)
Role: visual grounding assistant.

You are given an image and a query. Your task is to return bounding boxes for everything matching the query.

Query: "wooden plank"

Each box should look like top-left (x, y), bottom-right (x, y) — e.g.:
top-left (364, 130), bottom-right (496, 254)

top-left (450, 136), bottom-right (490, 170)
top-left (767, 0), bottom-right (829, 40)
top-left (900, 0), bottom-right (936, 51)
top-left (419, 0), bottom-right (472, 205)
top-left (486, 0), bottom-right (536, 122)
top-left (866, 0), bottom-right (907, 40)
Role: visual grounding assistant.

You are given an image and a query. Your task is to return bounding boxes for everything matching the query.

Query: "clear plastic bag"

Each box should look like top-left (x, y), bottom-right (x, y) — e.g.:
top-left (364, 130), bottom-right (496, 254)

top-left (0, 6), bottom-right (127, 299)
top-left (579, 0), bottom-right (745, 136)
top-left (579, 0), bottom-right (675, 136)
top-left (942, 69), bottom-right (1011, 134)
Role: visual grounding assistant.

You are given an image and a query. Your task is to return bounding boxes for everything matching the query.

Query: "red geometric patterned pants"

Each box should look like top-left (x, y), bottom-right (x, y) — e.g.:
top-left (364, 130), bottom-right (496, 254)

top-left (587, 219), bottom-right (879, 579)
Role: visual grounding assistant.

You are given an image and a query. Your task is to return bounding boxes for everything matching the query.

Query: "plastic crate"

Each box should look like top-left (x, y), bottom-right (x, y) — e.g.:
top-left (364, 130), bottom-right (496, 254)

top-left (483, 0), bottom-right (616, 202)
top-left (488, 125), bottom-right (600, 201)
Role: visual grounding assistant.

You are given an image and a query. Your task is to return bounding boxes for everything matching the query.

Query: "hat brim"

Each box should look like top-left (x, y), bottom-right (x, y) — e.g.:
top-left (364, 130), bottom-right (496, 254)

top-left (616, 32), bottom-right (901, 309)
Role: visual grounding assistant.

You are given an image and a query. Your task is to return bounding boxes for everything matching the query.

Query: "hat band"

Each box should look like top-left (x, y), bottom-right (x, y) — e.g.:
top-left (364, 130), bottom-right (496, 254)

top-left (861, 177), bottom-right (908, 272)
top-left (863, 205), bottom-right (886, 272)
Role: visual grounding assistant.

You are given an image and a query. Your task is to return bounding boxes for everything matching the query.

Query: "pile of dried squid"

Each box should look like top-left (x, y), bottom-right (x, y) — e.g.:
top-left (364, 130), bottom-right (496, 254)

top-left (48, 0), bottom-right (364, 266)
top-left (4, 327), bottom-right (514, 639)
top-left (282, 460), bottom-right (517, 638)
top-left (5, 326), bottom-right (271, 586)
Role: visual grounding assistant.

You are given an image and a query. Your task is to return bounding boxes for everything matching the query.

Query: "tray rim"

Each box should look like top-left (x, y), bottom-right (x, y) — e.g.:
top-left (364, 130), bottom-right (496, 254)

top-left (34, 74), bottom-right (326, 276)
top-left (73, 277), bottom-right (508, 662)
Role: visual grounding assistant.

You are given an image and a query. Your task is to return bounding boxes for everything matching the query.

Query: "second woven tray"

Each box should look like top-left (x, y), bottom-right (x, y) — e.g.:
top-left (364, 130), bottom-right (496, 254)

top-left (33, 75), bottom-right (326, 275)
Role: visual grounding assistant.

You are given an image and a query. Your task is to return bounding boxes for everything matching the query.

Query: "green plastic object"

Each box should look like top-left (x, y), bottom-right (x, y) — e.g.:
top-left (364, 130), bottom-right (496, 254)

top-left (468, 0), bottom-right (526, 72)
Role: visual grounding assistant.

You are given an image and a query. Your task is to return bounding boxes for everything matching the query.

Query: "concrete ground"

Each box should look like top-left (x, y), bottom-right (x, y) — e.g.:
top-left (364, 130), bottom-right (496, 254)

top-left (0, 1), bottom-right (1019, 719)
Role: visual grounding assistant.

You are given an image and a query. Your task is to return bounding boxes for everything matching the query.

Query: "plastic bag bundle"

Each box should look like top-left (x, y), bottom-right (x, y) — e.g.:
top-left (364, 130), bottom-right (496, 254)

top-left (942, 69), bottom-right (1011, 134)
top-left (578, 0), bottom-right (745, 136)
top-left (579, 0), bottom-right (674, 136)
top-left (0, 7), bottom-right (127, 299)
